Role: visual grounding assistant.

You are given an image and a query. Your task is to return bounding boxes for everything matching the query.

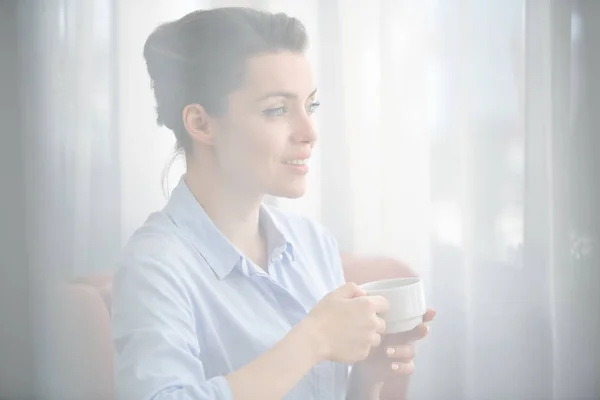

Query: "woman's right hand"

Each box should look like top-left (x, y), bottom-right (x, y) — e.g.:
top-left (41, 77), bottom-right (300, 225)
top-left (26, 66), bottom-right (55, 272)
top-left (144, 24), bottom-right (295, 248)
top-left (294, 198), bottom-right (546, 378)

top-left (302, 282), bottom-right (389, 364)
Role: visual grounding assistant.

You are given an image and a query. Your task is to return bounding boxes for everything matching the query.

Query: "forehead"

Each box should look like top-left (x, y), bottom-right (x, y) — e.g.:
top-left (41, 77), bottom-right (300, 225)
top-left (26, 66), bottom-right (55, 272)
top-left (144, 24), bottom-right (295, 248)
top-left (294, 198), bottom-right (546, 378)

top-left (236, 51), bottom-right (315, 98)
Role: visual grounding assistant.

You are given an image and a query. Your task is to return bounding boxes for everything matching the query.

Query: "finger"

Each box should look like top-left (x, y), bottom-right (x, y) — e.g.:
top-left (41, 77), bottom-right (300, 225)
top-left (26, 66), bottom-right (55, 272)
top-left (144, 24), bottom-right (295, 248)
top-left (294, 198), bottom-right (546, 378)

top-left (384, 323), bottom-right (428, 346)
top-left (390, 360), bottom-right (415, 375)
top-left (406, 323), bottom-right (429, 342)
top-left (371, 333), bottom-right (382, 348)
top-left (423, 309), bottom-right (436, 323)
top-left (376, 316), bottom-right (387, 334)
top-left (385, 344), bottom-right (415, 359)
top-left (336, 282), bottom-right (367, 299)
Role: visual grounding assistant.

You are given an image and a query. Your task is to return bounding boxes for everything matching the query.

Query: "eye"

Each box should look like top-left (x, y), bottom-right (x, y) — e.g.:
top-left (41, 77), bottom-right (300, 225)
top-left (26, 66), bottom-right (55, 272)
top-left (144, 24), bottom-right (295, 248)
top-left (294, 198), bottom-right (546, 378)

top-left (307, 101), bottom-right (321, 115)
top-left (263, 106), bottom-right (288, 117)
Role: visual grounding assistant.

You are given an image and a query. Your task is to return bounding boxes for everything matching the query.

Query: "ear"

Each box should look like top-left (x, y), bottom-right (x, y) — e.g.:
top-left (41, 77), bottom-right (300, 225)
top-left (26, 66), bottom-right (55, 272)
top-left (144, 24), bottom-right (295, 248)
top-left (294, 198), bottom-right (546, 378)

top-left (182, 103), bottom-right (214, 146)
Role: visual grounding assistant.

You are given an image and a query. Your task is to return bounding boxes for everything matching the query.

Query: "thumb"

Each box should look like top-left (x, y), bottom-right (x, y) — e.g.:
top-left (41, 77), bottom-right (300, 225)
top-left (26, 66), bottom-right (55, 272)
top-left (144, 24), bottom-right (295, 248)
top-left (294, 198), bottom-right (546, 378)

top-left (334, 282), bottom-right (367, 299)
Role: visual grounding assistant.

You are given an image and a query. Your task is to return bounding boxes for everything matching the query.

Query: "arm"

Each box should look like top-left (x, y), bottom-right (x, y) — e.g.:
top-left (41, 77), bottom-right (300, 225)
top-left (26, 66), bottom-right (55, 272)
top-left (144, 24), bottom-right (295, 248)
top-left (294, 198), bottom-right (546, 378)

top-left (112, 256), bottom-right (321, 400)
top-left (226, 321), bottom-right (321, 400)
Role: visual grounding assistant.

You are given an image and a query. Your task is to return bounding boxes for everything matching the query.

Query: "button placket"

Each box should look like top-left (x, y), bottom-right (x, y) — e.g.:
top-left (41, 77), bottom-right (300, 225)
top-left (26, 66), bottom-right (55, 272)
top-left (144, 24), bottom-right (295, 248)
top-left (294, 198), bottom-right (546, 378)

top-left (253, 271), bottom-right (307, 326)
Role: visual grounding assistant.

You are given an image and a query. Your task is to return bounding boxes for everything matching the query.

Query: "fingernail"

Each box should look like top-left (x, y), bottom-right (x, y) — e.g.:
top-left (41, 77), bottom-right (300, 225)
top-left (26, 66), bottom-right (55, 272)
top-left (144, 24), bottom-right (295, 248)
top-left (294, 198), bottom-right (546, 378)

top-left (386, 347), bottom-right (396, 356)
top-left (391, 363), bottom-right (400, 371)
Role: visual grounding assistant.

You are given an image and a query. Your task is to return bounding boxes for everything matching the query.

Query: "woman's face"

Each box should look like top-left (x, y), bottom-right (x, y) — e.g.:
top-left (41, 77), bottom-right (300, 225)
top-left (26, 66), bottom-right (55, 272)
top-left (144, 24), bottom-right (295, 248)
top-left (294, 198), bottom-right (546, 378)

top-left (210, 51), bottom-right (319, 199)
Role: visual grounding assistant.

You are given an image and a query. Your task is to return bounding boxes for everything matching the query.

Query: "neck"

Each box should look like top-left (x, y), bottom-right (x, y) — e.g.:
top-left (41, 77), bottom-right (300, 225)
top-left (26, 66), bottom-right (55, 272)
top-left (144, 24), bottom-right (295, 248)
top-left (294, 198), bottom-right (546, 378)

top-left (184, 158), bottom-right (264, 255)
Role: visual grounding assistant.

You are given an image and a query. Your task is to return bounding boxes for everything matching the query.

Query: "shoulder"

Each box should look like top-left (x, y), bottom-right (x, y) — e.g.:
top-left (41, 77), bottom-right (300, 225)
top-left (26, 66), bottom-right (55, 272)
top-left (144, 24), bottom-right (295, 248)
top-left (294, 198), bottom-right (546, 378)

top-left (111, 212), bottom-right (200, 345)
top-left (119, 211), bottom-right (184, 264)
top-left (114, 211), bottom-right (195, 295)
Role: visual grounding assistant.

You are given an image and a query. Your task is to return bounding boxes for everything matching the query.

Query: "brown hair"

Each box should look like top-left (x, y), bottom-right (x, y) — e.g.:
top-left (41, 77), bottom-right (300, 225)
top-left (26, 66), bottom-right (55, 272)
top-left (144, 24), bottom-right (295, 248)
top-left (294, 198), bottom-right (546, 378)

top-left (143, 7), bottom-right (309, 154)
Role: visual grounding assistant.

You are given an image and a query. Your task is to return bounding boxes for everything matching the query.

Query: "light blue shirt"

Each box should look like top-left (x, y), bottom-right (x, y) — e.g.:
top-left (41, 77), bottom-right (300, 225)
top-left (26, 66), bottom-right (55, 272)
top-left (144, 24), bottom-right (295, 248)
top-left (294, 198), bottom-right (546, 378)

top-left (111, 177), bottom-right (349, 400)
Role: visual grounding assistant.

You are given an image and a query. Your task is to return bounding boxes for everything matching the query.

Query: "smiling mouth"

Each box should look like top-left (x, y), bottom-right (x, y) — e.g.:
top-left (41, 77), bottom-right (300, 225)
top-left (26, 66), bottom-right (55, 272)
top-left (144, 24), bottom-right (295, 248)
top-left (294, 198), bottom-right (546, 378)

top-left (282, 159), bottom-right (309, 166)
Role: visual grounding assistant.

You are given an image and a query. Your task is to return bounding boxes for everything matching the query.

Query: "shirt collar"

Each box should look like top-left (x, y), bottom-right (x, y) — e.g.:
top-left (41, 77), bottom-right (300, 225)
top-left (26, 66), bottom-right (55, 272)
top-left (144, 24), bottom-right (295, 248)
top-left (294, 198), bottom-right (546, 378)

top-left (260, 205), bottom-right (296, 263)
top-left (164, 176), bottom-right (294, 280)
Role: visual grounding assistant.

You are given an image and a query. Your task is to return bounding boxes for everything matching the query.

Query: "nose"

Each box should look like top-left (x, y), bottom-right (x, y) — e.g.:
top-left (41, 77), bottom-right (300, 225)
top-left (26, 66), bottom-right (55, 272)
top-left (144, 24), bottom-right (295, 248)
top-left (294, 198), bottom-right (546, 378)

top-left (293, 113), bottom-right (318, 145)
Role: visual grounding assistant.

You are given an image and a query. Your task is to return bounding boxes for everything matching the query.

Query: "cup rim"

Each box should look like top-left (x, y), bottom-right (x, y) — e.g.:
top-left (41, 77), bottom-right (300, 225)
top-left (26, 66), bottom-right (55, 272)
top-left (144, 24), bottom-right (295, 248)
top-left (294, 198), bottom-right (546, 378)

top-left (360, 277), bottom-right (421, 294)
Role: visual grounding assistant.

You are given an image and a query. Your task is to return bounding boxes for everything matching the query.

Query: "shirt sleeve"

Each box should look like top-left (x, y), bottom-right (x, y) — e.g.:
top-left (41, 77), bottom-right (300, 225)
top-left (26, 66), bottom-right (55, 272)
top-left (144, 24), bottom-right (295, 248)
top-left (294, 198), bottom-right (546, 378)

top-left (111, 244), bottom-right (233, 400)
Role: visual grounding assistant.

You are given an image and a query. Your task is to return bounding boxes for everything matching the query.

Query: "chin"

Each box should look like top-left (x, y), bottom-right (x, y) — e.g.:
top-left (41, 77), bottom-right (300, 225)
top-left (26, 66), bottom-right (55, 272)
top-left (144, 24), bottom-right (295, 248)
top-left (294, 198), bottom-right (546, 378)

top-left (268, 183), bottom-right (307, 199)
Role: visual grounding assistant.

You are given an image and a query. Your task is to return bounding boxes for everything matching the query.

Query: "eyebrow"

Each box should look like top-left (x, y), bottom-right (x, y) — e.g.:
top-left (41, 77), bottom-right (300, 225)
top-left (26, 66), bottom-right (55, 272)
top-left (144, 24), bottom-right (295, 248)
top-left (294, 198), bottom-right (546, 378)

top-left (256, 88), bottom-right (318, 102)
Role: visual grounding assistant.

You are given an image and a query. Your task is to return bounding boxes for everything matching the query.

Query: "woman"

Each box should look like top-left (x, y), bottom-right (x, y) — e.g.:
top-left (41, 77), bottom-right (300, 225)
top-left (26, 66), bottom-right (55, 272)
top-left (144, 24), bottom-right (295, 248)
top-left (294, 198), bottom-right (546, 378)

top-left (111, 7), bottom-right (434, 400)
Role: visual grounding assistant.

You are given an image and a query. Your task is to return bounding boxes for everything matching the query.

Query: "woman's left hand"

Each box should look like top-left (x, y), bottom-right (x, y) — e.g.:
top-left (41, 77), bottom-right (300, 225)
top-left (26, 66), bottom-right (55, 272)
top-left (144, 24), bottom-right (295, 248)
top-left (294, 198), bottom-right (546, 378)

top-left (348, 309), bottom-right (436, 396)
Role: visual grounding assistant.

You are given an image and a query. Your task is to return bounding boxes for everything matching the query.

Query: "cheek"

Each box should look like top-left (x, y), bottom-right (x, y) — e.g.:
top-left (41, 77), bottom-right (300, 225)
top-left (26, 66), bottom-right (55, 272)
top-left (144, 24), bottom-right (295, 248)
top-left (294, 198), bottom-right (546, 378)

top-left (247, 118), bottom-right (289, 161)
top-left (220, 120), bottom-right (286, 177)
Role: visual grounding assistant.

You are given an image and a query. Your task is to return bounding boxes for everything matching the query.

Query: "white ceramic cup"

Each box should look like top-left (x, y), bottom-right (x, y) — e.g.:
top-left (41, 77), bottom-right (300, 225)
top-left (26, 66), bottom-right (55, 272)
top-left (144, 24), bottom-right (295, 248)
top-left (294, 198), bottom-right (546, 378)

top-left (360, 277), bottom-right (427, 334)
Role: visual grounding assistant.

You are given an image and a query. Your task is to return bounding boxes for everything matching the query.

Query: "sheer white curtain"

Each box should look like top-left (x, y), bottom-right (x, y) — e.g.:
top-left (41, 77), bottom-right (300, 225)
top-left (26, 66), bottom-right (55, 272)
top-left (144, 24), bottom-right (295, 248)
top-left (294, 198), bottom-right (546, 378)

top-left (117, 0), bottom-right (197, 244)
top-left (27, 0), bottom-right (599, 398)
